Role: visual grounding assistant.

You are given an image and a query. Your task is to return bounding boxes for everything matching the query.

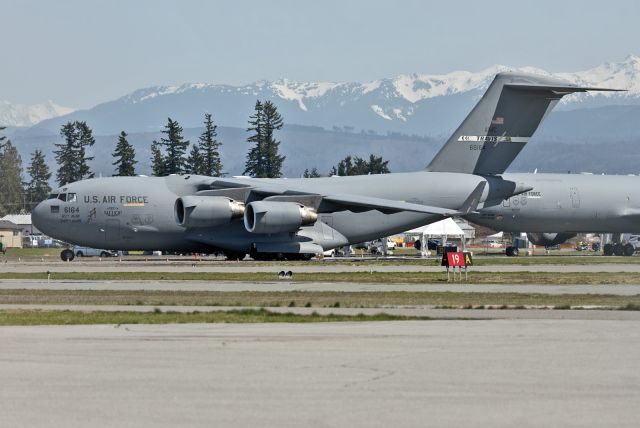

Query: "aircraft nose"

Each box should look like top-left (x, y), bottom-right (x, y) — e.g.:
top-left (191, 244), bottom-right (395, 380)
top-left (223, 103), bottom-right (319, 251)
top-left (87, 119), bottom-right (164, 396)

top-left (32, 200), bottom-right (51, 234)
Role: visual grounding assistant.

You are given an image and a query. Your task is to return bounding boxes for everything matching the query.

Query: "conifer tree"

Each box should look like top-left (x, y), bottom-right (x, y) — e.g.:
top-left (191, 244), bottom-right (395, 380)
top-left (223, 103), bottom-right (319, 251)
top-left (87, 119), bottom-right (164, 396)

top-left (25, 149), bottom-right (51, 211)
top-left (244, 100), bottom-right (285, 178)
top-left (262, 101), bottom-right (285, 178)
top-left (150, 140), bottom-right (166, 177)
top-left (0, 141), bottom-right (24, 216)
top-left (303, 168), bottom-right (321, 178)
top-left (186, 144), bottom-right (204, 174)
top-left (158, 118), bottom-right (189, 174)
top-left (75, 121), bottom-right (95, 180)
top-left (112, 131), bottom-right (137, 176)
top-left (198, 113), bottom-right (223, 176)
top-left (0, 126), bottom-right (6, 150)
top-left (54, 122), bottom-right (78, 186)
top-left (53, 121), bottom-right (96, 185)
top-left (329, 154), bottom-right (390, 176)
top-left (244, 100), bottom-right (264, 177)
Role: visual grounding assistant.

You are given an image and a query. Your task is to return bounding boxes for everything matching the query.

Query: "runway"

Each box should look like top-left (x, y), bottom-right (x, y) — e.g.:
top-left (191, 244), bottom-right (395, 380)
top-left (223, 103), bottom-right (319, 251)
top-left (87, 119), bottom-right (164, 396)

top-left (1, 320), bottom-right (638, 427)
top-left (5, 259), bottom-right (640, 273)
top-left (2, 278), bottom-right (640, 295)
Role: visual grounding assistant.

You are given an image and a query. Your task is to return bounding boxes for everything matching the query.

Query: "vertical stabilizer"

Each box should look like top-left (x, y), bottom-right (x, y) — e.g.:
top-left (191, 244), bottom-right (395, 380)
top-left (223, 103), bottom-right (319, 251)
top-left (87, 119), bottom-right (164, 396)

top-left (425, 72), bottom-right (619, 175)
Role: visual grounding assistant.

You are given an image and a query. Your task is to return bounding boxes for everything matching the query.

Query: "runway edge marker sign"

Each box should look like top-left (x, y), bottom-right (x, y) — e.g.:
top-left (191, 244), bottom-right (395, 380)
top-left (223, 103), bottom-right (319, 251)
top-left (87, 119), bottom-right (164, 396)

top-left (441, 251), bottom-right (473, 282)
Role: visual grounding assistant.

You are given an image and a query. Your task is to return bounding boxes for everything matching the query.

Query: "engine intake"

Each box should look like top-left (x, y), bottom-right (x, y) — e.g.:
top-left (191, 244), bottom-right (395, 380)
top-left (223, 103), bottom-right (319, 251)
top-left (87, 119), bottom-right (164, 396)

top-left (244, 201), bottom-right (317, 234)
top-left (175, 196), bottom-right (245, 228)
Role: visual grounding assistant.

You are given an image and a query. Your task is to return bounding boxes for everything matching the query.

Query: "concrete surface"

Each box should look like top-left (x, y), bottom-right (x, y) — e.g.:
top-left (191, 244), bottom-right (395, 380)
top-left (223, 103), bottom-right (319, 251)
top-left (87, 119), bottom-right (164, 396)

top-left (2, 279), bottom-right (640, 295)
top-left (0, 320), bottom-right (638, 427)
top-left (5, 259), bottom-right (640, 273)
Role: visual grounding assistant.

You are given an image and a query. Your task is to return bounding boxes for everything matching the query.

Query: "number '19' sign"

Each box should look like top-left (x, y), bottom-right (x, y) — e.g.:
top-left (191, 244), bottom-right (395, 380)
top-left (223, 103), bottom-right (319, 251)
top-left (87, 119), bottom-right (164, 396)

top-left (442, 252), bottom-right (473, 267)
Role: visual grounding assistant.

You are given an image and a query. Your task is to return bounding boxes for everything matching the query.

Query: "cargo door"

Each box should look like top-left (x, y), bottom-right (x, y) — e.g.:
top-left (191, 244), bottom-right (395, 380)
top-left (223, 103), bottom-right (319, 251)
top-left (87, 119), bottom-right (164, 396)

top-left (320, 215), bottom-right (334, 240)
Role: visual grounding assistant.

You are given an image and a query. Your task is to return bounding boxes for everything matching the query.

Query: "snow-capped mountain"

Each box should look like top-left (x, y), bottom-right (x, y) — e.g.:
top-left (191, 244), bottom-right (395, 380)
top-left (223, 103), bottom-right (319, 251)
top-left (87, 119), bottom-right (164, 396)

top-left (32, 55), bottom-right (640, 137)
top-left (0, 100), bottom-right (75, 127)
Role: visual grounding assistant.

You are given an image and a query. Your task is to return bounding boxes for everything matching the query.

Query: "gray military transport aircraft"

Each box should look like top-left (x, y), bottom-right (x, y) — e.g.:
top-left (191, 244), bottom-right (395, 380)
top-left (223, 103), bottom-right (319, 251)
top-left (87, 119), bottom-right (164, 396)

top-left (466, 173), bottom-right (640, 256)
top-left (32, 72), bottom-right (614, 261)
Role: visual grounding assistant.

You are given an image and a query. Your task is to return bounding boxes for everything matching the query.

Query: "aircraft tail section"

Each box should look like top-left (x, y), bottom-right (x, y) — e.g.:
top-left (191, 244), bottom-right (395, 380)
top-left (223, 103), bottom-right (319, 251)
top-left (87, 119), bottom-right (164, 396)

top-left (425, 72), bottom-right (621, 175)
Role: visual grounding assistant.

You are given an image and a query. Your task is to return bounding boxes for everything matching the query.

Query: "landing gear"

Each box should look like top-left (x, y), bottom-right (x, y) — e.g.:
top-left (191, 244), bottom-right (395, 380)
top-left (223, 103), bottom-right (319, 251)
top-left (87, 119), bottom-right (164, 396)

top-left (614, 243), bottom-right (624, 256)
top-left (505, 246), bottom-right (519, 257)
top-left (60, 249), bottom-right (75, 261)
top-left (603, 243), bottom-right (613, 256)
top-left (624, 243), bottom-right (635, 257)
top-left (224, 251), bottom-right (246, 261)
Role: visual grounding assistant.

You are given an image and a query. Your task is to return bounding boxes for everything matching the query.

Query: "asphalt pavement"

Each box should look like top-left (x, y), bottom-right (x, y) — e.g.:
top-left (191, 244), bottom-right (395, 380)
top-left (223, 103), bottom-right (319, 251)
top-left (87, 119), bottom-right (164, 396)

top-left (1, 320), bottom-right (638, 427)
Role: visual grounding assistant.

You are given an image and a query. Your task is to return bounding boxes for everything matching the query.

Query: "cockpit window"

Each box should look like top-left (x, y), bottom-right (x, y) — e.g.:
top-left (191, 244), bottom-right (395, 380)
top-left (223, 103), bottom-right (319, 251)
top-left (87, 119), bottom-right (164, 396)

top-left (48, 193), bottom-right (59, 199)
top-left (67, 193), bottom-right (77, 202)
top-left (58, 193), bottom-right (67, 202)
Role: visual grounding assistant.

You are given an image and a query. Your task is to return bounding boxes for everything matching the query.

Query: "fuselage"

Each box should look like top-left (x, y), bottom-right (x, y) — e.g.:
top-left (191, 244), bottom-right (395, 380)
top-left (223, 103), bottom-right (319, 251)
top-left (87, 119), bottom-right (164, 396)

top-left (32, 172), bottom-right (489, 253)
top-left (467, 173), bottom-right (640, 233)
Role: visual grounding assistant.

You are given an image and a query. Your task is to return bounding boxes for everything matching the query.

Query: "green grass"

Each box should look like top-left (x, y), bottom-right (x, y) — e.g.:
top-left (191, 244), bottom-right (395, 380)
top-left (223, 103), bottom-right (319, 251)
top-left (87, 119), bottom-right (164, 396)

top-left (3, 270), bottom-right (640, 284)
top-left (1, 289), bottom-right (638, 308)
top-left (1, 248), bottom-right (63, 258)
top-left (0, 308), bottom-right (430, 325)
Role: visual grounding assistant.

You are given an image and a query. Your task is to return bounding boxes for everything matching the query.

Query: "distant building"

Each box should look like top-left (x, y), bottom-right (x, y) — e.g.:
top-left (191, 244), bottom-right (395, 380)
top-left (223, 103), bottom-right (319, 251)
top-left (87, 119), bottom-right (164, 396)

top-left (0, 220), bottom-right (22, 249)
top-left (454, 218), bottom-right (476, 241)
top-left (0, 214), bottom-right (39, 236)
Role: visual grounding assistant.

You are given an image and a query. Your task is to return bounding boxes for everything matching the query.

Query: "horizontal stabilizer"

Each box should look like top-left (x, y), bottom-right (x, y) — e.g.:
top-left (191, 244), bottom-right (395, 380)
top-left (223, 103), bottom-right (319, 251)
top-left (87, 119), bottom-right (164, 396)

top-left (505, 82), bottom-right (625, 94)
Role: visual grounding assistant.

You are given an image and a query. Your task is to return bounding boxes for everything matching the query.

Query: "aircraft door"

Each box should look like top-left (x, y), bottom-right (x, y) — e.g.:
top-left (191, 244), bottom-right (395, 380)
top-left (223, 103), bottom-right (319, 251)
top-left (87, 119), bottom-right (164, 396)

top-left (105, 219), bottom-right (120, 242)
top-left (569, 187), bottom-right (580, 208)
top-left (320, 215), bottom-right (334, 240)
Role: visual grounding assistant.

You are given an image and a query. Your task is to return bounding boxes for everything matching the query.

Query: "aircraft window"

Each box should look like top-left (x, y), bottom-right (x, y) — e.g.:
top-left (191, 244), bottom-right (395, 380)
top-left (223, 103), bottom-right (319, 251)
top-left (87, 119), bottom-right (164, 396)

top-left (50, 206), bottom-right (60, 214)
top-left (67, 193), bottom-right (77, 202)
top-left (48, 194), bottom-right (59, 199)
top-left (58, 193), bottom-right (67, 202)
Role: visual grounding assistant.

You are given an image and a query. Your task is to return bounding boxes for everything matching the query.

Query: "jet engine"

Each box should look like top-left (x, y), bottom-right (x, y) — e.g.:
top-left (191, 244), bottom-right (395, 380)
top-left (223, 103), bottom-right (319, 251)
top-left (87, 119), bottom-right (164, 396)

top-left (244, 201), bottom-right (317, 234)
top-left (526, 232), bottom-right (576, 247)
top-left (175, 196), bottom-right (245, 228)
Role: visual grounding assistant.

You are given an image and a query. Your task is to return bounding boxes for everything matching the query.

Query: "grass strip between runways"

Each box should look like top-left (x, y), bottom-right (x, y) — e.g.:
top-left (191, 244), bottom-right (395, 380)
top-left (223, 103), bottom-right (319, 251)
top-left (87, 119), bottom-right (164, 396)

top-left (0, 308), bottom-right (431, 325)
top-left (1, 290), bottom-right (640, 309)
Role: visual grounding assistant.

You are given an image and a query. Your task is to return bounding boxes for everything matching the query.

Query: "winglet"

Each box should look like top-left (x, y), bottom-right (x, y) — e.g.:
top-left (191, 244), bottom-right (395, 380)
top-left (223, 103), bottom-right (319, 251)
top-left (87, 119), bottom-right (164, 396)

top-left (457, 182), bottom-right (486, 215)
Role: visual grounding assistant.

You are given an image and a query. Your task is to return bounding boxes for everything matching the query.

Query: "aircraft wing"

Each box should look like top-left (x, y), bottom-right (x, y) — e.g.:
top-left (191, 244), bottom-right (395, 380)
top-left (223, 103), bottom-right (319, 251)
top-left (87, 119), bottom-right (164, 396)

top-left (323, 182), bottom-right (485, 216)
top-left (200, 178), bottom-right (485, 216)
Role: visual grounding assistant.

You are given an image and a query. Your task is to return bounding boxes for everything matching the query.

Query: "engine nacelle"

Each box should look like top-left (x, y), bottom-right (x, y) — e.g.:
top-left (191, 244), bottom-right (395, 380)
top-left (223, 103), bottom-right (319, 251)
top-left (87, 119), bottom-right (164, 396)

top-left (526, 232), bottom-right (576, 247)
top-left (244, 201), bottom-right (317, 234)
top-left (175, 196), bottom-right (245, 228)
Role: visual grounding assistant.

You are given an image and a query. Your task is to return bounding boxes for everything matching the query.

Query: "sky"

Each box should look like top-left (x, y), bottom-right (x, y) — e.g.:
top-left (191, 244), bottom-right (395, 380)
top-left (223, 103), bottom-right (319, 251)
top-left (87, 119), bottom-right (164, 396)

top-left (2, 0), bottom-right (639, 108)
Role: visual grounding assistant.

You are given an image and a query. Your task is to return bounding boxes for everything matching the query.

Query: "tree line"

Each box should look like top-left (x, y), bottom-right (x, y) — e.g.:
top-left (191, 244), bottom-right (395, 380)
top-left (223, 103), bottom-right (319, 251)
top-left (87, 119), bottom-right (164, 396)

top-left (0, 100), bottom-right (390, 215)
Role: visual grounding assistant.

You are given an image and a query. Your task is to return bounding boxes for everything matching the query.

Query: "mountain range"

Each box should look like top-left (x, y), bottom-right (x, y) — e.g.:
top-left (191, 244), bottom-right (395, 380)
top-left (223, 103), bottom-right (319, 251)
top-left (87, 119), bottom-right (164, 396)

top-left (0, 100), bottom-right (74, 128)
top-left (3, 55), bottom-right (640, 178)
top-left (2, 54), bottom-right (639, 140)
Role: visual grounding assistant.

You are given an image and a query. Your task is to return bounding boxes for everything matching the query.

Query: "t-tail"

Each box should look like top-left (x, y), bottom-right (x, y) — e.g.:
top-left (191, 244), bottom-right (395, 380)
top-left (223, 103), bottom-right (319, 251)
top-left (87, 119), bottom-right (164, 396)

top-left (425, 72), bottom-right (621, 175)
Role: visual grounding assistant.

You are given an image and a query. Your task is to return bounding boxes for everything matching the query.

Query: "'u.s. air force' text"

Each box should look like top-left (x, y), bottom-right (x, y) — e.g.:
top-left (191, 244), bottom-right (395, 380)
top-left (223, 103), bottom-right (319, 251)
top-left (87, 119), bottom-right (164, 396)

top-left (83, 195), bottom-right (149, 204)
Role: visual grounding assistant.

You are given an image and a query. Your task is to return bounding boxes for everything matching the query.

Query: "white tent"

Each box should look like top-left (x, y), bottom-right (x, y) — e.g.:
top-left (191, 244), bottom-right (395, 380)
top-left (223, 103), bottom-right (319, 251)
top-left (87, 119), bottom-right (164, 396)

top-left (487, 231), bottom-right (504, 239)
top-left (405, 218), bottom-right (466, 257)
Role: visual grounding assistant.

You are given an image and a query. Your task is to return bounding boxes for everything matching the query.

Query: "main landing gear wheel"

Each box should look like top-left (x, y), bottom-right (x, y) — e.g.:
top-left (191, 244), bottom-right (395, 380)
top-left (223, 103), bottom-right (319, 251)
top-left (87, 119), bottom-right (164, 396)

top-left (614, 243), bottom-right (624, 256)
top-left (624, 243), bottom-right (635, 257)
top-left (505, 246), bottom-right (519, 257)
top-left (603, 243), bottom-right (614, 256)
top-left (60, 249), bottom-right (75, 262)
